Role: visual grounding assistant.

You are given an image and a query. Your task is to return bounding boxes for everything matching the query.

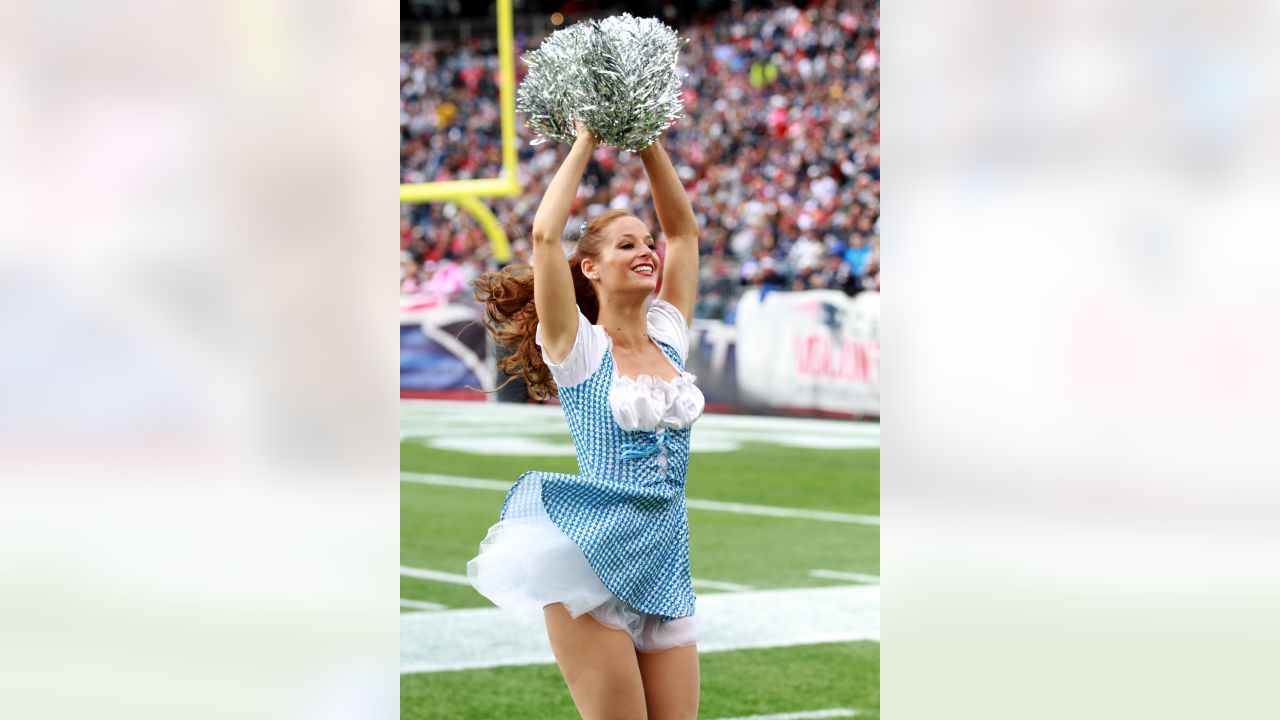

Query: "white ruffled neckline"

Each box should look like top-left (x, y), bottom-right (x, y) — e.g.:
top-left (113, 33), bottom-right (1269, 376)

top-left (600, 331), bottom-right (705, 432)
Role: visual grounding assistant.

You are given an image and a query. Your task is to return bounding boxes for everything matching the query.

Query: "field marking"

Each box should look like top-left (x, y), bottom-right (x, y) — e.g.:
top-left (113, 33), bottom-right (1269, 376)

top-left (400, 598), bottom-right (447, 611)
top-left (692, 578), bottom-right (754, 592)
top-left (715, 710), bottom-right (862, 720)
top-left (403, 562), bottom-right (751, 594)
top-left (685, 498), bottom-right (878, 526)
top-left (400, 399), bottom-right (879, 453)
top-left (401, 584), bottom-right (879, 674)
top-left (423, 434), bottom-right (879, 455)
top-left (811, 569), bottom-right (880, 584)
top-left (401, 472), bottom-right (879, 526)
top-left (401, 399), bottom-right (880, 436)
top-left (400, 565), bottom-right (471, 585)
top-left (402, 473), bottom-right (511, 492)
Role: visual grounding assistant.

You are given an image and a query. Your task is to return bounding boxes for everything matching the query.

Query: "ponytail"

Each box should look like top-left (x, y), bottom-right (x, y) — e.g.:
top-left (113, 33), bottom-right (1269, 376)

top-left (472, 209), bottom-right (634, 400)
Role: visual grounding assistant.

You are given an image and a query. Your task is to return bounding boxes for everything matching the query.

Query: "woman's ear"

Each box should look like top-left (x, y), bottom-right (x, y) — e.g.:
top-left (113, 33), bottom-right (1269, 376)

top-left (580, 259), bottom-right (597, 281)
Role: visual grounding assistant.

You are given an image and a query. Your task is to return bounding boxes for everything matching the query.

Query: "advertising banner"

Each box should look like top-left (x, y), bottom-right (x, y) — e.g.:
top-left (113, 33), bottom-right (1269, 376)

top-left (400, 303), bottom-right (491, 395)
top-left (402, 291), bottom-right (879, 418)
top-left (733, 289), bottom-right (880, 417)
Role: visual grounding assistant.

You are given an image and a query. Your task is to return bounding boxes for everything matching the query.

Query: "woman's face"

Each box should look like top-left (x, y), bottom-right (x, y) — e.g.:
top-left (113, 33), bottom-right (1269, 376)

top-left (585, 216), bottom-right (660, 296)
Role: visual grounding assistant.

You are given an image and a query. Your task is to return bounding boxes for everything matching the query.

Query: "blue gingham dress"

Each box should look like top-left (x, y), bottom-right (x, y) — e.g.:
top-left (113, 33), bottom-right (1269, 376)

top-left (467, 300), bottom-right (703, 651)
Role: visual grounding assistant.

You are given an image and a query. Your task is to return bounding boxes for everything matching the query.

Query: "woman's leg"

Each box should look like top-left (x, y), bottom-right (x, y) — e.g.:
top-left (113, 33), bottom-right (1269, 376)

top-left (544, 603), bottom-right (647, 720)
top-left (636, 644), bottom-right (700, 720)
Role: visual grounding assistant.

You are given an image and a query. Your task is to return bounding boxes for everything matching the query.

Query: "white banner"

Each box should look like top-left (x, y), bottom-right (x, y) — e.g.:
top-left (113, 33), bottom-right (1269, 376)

top-left (735, 289), bottom-right (880, 417)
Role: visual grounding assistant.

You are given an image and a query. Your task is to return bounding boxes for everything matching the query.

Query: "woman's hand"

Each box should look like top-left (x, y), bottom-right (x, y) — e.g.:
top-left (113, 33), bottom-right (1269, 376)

top-left (638, 132), bottom-right (666, 156)
top-left (574, 119), bottom-right (597, 148)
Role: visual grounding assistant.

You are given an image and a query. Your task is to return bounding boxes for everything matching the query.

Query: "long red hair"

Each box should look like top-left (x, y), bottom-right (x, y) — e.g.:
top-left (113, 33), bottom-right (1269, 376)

top-left (472, 209), bottom-right (637, 400)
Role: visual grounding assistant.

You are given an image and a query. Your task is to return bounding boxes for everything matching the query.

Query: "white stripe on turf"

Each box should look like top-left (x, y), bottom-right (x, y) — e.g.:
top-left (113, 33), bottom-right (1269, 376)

top-left (401, 564), bottom-right (751, 593)
top-left (810, 569), bottom-right (880, 584)
top-left (714, 710), bottom-right (862, 720)
top-left (692, 578), bottom-right (754, 592)
top-left (401, 472), bottom-right (879, 526)
top-left (400, 400), bottom-right (879, 440)
top-left (715, 710), bottom-right (861, 720)
top-left (401, 400), bottom-right (878, 454)
top-left (685, 498), bottom-right (878, 526)
top-left (402, 473), bottom-right (511, 492)
top-left (400, 565), bottom-right (471, 585)
top-left (400, 584), bottom-right (879, 674)
top-left (400, 598), bottom-right (447, 611)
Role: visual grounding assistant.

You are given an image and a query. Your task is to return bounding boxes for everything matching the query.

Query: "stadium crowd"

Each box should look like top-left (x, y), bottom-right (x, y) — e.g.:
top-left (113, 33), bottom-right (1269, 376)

top-left (401, 0), bottom-right (879, 321)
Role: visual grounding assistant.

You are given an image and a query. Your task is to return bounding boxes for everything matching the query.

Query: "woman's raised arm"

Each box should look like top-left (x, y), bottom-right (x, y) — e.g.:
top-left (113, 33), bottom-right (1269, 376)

top-left (640, 139), bottom-right (699, 325)
top-left (531, 124), bottom-right (597, 363)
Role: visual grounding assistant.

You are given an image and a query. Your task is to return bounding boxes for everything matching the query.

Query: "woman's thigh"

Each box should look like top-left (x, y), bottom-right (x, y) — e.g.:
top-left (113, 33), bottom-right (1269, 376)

top-left (543, 603), bottom-right (647, 720)
top-left (636, 644), bottom-right (700, 720)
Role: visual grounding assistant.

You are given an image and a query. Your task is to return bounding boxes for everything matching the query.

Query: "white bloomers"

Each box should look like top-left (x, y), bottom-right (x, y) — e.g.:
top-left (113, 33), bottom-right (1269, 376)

top-left (466, 474), bottom-right (699, 652)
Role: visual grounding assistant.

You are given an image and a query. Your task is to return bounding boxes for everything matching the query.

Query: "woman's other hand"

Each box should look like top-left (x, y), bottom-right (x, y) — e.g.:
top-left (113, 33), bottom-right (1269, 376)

top-left (574, 119), bottom-right (597, 148)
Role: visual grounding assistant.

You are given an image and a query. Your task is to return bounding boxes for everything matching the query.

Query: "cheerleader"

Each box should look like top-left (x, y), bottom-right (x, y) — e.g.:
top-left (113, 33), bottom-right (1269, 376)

top-left (469, 120), bottom-right (703, 720)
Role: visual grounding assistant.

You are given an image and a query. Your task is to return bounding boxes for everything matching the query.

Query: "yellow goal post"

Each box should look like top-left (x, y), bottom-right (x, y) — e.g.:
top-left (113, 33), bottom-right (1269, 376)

top-left (400, 0), bottom-right (521, 262)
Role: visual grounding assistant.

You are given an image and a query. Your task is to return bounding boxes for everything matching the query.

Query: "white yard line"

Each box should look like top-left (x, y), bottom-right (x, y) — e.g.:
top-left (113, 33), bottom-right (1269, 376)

top-left (400, 400), bottom-right (878, 453)
top-left (400, 399), bottom-right (879, 436)
top-left (810, 569), bottom-right (880, 584)
top-left (400, 598), bottom-right (447, 611)
top-left (692, 577), bottom-right (754, 592)
top-left (401, 472), bottom-right (879, 526)
top-left (401, 566), bottom-right (752, 594)
top-left (402, 473), bottom-right (511, 492)
top-left (715, 710), bottom-right (862, 720)
top-left (400, 565), bottom-right (471, 585)
top-left (685, 498), bottom-right (878, 526)
top-left (400, 584), bottom-right (879, 674)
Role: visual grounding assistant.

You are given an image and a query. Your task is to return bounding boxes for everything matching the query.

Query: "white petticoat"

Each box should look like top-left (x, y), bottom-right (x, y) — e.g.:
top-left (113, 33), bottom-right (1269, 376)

top-left (466, 478), bottom-right (699, 653)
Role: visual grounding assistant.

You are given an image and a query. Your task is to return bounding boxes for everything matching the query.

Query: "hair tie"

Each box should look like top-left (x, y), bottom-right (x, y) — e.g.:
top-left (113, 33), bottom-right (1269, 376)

top-left (565, 219), bottom-right (588, 260)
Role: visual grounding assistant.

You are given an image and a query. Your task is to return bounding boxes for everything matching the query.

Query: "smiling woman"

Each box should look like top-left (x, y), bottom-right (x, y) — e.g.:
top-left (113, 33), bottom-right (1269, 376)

top-left (469, 206), bottom-right (653, 400)
top-left (465, 120), bottom-right (705, 718)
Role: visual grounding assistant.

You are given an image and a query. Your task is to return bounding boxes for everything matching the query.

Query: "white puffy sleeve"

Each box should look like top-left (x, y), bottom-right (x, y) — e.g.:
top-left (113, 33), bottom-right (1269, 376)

top-left (646, 298), bottom-right (690, 365)
top-left (535, 310), bottom-right (608, 388)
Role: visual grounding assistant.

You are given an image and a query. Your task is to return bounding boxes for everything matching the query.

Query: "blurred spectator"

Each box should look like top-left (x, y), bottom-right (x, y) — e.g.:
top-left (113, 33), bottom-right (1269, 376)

top-left (844, 234), bottom-right (873, 275)
top-left (401, 252), bottom-right (425, 294)
top-left (695, 257), bottom-right (736, 320)
top-left (401, 0), bottom-right (880, 318)
top-left (788, 230), bottom-right (825, 272)
top-left (813, 251), bottom-right (851, 290)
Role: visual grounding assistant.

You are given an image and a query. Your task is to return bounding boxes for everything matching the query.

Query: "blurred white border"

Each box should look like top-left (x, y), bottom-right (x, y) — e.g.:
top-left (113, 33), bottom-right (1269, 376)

top-left (887, 0), bottom-right (1280, 717)
top-left (0, 1), bottom-right (399, 717)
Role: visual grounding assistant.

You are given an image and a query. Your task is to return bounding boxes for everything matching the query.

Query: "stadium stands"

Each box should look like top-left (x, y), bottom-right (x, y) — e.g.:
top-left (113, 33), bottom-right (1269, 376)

top-left (401, 0), bottom-right (879, 321)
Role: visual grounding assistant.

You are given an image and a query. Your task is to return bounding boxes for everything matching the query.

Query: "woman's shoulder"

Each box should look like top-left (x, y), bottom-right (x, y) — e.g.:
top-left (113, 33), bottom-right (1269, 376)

top-left (646, 298), bottom-right (689, 361)
top-left (536, 311), bottom-right (609, 389)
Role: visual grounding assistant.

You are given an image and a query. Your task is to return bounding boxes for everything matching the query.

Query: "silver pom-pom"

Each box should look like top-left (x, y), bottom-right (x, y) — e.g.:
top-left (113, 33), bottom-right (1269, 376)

top-left (519, 14), bottom-right (688, 152)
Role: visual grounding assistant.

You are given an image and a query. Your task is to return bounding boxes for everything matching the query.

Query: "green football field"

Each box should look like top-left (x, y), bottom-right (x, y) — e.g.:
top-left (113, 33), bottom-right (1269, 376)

top-left (400, 400), bottom-right (880, 719)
